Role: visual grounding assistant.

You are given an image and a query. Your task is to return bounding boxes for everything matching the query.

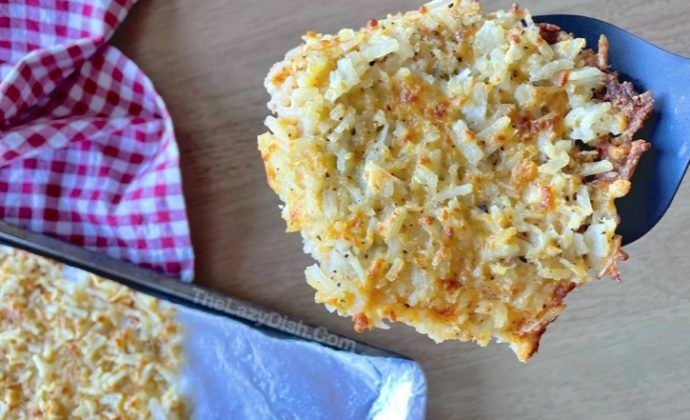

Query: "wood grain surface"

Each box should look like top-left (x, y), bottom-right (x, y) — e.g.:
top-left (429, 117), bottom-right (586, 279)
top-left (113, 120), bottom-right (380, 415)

top-left (112, 1), bottom-right (690, 418)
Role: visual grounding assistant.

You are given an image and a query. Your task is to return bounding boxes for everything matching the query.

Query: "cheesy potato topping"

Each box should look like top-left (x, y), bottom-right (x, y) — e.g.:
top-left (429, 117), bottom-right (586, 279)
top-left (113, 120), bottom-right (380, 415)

top-left (0, 249), bottom-right (186, 418)
top-left (259, 0), bottom-right (650, 361)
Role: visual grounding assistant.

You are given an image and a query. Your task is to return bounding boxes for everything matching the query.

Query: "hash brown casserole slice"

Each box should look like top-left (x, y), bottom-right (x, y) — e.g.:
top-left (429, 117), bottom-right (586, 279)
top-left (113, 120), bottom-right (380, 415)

top-left (258, 0), bottom-right (652, 361)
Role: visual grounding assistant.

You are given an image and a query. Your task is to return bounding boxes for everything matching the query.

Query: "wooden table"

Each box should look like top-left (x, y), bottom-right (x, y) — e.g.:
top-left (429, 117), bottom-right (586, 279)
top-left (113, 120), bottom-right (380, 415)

top-left (113, 1), bottom-right (690, 418)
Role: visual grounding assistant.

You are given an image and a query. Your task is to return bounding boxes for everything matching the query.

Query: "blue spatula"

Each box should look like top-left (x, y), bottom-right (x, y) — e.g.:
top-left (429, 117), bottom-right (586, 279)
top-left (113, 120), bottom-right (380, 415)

top-left (535, 15), bottom-right (690, 245)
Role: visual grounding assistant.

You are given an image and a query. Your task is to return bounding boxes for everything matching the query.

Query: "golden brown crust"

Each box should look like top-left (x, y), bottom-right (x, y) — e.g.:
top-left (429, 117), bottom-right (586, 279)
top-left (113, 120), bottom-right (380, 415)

top-left (0, 249), bottom-right (186, 417)
top-left (548, 25), bottom-right (654, 184)
top-left (595, 67), bottom-right (653, 182)
top-left (517, 281), bottom-right (576, 360)
top-left (598, 139), bottom-right (651, 182)
top-left (519, 37), bottom-right (655, 344)
top-left (538, 23), bottom-right (564, 45)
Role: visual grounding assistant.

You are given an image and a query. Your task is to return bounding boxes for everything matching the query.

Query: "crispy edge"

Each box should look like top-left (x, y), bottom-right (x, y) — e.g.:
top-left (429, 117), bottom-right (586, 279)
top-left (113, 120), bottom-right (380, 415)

top-left (513, 28), bottom-right (654, 361)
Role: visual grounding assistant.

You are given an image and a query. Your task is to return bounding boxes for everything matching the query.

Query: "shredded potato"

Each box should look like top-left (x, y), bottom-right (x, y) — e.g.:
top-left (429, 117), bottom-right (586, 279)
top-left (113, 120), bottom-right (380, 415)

top-left (259, 0), bottom-right (650, 361)
top-left (0, 249), bottom-right (186, 418)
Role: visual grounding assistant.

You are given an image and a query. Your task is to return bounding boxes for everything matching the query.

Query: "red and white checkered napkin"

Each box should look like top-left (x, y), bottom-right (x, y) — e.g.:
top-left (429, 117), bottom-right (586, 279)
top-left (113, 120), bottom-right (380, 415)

top-left (0, 0), bottom-right (194, 281)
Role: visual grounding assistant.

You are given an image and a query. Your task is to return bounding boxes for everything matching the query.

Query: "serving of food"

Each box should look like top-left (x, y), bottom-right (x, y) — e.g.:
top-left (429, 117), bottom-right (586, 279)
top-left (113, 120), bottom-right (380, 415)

top-left (0, 249), bottom-right (186, 418)
top-left (258, 0), bottom-right (653, 361)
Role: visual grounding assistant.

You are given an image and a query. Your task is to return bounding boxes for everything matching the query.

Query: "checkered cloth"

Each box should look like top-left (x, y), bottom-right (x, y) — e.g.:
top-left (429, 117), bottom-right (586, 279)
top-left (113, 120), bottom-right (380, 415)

top-left (0, 0), bottom-right (195, 281)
